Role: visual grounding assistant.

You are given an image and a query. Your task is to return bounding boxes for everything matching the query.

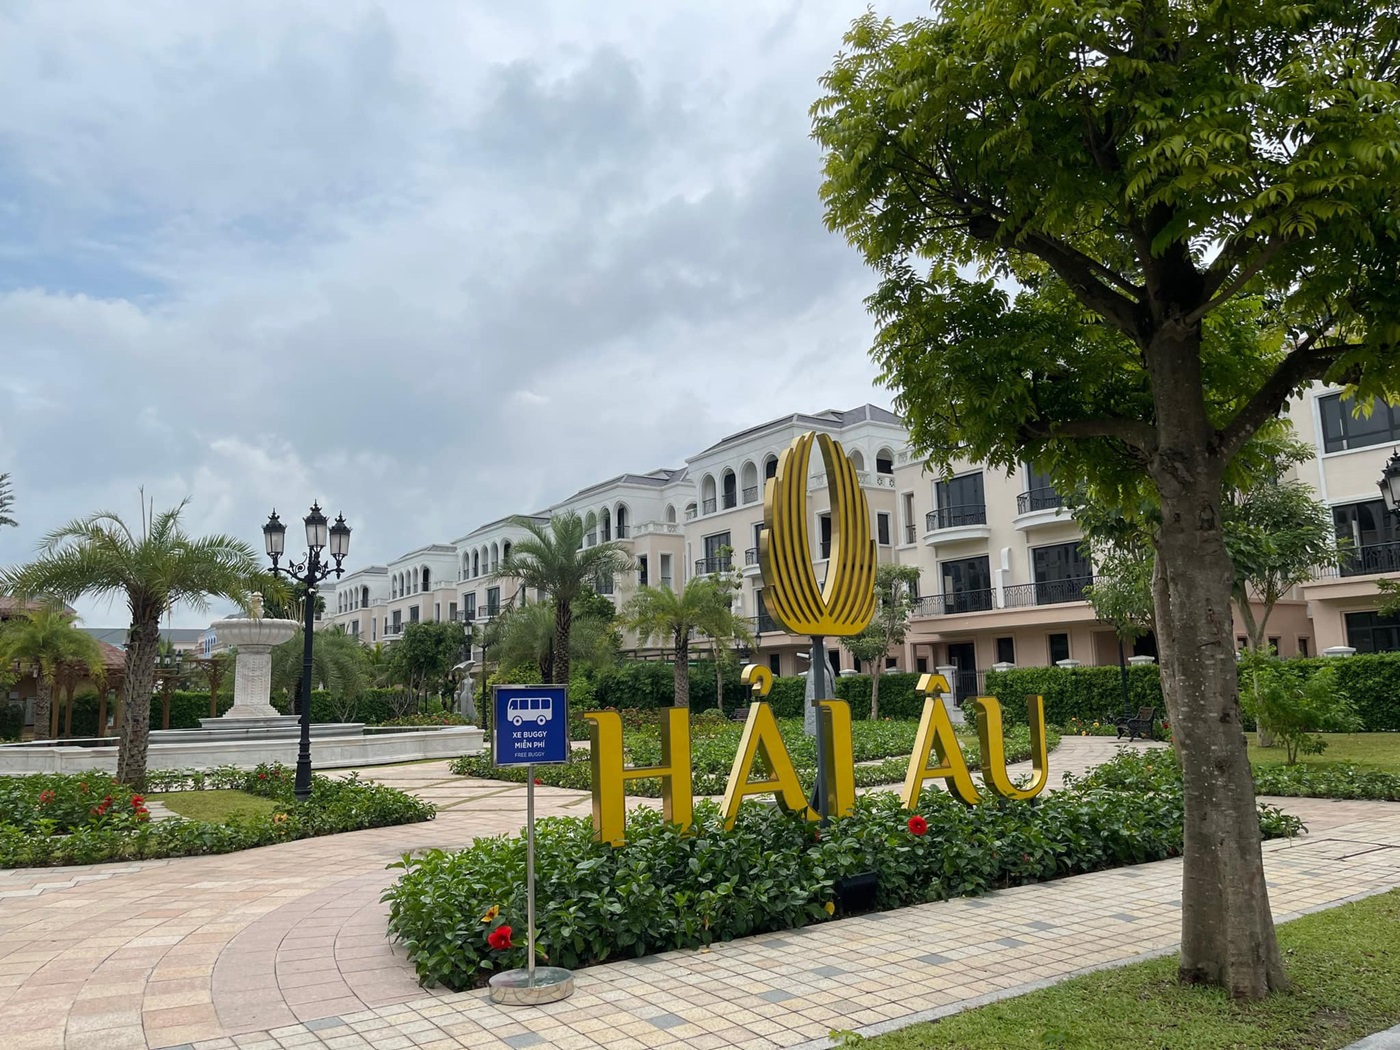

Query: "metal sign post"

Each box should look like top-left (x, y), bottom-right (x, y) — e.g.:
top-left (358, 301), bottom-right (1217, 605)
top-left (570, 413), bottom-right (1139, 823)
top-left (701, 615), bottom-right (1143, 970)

top-left (487, 684), bottom-right (574, 1007)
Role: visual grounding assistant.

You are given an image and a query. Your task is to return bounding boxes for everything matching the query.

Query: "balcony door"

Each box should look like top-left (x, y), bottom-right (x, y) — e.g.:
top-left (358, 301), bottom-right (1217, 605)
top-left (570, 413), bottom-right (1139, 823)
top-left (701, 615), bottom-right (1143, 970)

top-left (940, 555), bottom-right (993, 612)
top-left (1333, 499), bottom-right (1400, 575)
top-left (1031, 542), bottom-right (1092, 604)
top-left (934, 472), bottom-right (986, 528)
top-left (946, 641), bottom-right (978, 702)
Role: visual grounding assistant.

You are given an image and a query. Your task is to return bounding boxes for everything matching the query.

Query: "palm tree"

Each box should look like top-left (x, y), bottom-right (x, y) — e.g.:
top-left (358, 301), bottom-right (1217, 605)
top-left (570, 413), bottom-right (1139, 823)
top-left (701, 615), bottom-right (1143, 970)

top-left (497, 513), bottom-right (632, 686)
top-left (0, 473), bottom-right (15, 529)
top-left (0, 497), bottom-right (259, 785)
top-left (624, 577), bottom-right (735, 709)
top-left (0, 603), bottom-right (104, 739)
top-left (694, 549), bottom-right (752, 714)
top-left (271, 625), bottom-right (367, 705)
top-left (493, 597), bottom-right (620, 682)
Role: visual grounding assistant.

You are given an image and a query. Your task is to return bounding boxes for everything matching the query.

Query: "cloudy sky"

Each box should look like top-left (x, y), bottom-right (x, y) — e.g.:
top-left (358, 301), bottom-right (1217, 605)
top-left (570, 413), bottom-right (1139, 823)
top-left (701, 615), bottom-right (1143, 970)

top-left (0, 0), bottom-right (925, 628)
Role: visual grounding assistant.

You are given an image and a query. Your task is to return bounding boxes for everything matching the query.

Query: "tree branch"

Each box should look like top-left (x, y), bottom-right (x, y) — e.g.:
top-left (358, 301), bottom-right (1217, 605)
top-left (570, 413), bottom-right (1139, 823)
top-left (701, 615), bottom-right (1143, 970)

top-left (1219, 336), bottom-right (1354, 459)
top-left (1021, 416), bottom-right (1159, 452)
top-left (1188, 236), bottom-right (1286, 324)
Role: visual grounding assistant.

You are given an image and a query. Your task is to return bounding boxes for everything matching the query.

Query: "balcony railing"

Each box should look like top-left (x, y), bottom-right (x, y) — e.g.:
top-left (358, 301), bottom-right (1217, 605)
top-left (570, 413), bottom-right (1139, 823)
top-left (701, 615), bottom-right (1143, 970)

top-left (685, 507), bottom-right (698, 521)
top-left (695, 556), bottom-right (733, 575)
top-left (926, 505), bottom-right (988, 531)
top-left (1002, 576), bottom-right (1093, 607)
top-left (912, 589), bottom-right (995, 616)
top-left (616, 524), bottom-right (630, 538)
top-left (633, 520), bottom-right (680, 536)
top-left (1016, 487), bottom-right (1065, 514)
top-left (722, 492), bottom-right (737, 509)
top-left (1316, 540), bottom-right (1400, 578)
top-left (745, 547), bottom-right (759, 566)
top-left (904, 522), bottom-right (917, 544)
top-left (742, 486), bottom-right (759, 503)
top-left (750, 609), bottom-right (784, 634)
top-left (702, 498), bottom-right (717, 515)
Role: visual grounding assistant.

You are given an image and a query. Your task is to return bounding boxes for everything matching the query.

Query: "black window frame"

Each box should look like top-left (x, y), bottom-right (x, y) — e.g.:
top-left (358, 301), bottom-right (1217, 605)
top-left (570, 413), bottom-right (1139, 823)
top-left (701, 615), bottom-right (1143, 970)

top-left (1319, 393), bottom-right (1400, 453)
top-left (876, 512), bottom-right (891, 546)
top-left (1345, 610), bottom-right (1400, 653)
top-left (1048, 633), bottom-right (1070, 663)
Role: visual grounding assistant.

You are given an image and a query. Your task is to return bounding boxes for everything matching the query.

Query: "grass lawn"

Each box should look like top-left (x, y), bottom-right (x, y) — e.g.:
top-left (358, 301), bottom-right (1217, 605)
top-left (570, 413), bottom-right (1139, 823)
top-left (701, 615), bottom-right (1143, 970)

top-left (146, 789), bottom-right (279, 822)
top-left (848, 888), bottom-right (1400, 1050)
top-left (1249, 732), bottom-right (1400, 774)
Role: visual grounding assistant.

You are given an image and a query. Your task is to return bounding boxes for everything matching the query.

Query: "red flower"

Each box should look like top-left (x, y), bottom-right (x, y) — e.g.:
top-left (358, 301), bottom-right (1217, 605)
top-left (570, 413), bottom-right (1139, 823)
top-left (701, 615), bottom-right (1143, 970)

top-left (90, 807), bottom-right (101, 816)
top-left (907, 815), bottom-right (928, 836)
top-left (78, 783), bottom-right (89, 794)
top-left (131, 795), bottom-right (145, 806)
top-left (487, 925), bottom-right (513, 950)
top-left (533, 778), bottom-right (542, 786)
top-left (258, 772), bottom-right (268, 780)
top-left (37, 790), bottom-right (55, 805)
top-left (135, 812), bottom-right (150, 822)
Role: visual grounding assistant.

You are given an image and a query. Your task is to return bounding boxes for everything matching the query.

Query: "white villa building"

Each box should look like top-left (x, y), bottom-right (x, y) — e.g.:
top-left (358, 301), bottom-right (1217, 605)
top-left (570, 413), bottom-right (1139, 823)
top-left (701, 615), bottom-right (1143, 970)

top-left (320, 385), bottom-right (1400, 698)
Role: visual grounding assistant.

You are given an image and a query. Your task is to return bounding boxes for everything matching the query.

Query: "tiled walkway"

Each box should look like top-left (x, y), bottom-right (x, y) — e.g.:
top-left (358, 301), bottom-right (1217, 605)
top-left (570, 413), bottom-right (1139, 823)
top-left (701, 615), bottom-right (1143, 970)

top-left (1, 738), bottom-right (1397, 1050)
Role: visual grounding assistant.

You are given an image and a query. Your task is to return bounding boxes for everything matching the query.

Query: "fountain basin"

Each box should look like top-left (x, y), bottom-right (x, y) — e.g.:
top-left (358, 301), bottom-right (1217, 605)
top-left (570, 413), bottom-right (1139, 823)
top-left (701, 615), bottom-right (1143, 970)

top-left (0, 724), bottom-right (484, 775)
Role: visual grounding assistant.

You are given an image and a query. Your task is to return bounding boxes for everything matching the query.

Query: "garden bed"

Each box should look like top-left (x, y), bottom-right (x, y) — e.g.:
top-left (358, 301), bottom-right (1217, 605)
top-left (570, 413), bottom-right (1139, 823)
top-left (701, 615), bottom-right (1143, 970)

top-left (386, 751), bottom-right (1301, 992)
top-left (0, 763), bottom-right (435, 868)
top-left (453, 712), bottom-right (1061, 795)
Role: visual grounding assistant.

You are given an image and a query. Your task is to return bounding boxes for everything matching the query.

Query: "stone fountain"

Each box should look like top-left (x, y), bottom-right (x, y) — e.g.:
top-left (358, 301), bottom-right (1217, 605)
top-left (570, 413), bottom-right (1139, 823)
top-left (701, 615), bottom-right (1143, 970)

top-left (207, 593), bottom-right (299, 724)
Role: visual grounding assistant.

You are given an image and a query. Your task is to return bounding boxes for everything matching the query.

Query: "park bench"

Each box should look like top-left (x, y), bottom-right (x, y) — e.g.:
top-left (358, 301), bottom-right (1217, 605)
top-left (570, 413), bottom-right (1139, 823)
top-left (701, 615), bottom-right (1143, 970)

top-left (1115, 706), bottom-right (1157, 741)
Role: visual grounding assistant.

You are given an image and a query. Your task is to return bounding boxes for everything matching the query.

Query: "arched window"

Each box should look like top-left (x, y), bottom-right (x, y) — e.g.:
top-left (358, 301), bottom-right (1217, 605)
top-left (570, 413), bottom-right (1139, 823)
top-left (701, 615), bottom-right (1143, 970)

top-left (849, 449), bottom-right (865, 472)
top-left (472, 550), bottom-right (480, 577)
top-left (700, 475), bottom-right (717, 515)
top-left (763, 454), bottom-right (778, 480)
top-left (503, 540), bottom-right (512, 563)
top-left (422, 566), bottom-right (431, 591)
top-left (362, 586), bottom-right (369, 608)
top-left (665, 504), bottom-right (677, 524)
top-left (685, 501), bottom-right (698, 521)
top-left (615, 504), bottom-right (629, 538)
top-left (491, 542), bottom-right (500, 572)
top-left (600, 506), bottom-right (612, 541)
top-left (584, 511), bottom-right (598, 546)
top-left (721, 469), bottom-right (737, 510)
top-left (740, 461), bottom-right (759, 504)
top-left (876, 447), bottom-right (895, 474)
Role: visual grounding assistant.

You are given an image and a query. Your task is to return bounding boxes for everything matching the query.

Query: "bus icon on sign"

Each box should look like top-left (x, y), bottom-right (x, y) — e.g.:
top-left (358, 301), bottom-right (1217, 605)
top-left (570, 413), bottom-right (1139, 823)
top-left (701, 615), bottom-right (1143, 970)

top-left (508, 695), bottom-right (554, 727)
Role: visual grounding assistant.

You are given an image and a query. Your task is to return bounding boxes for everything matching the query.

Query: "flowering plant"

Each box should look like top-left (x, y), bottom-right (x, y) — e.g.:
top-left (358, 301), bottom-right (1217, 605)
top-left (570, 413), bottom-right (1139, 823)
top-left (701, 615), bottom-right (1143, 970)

top-left (486, 924), bottom-right (513, 950)
top-left (906, 814), bottom-right (928, 836)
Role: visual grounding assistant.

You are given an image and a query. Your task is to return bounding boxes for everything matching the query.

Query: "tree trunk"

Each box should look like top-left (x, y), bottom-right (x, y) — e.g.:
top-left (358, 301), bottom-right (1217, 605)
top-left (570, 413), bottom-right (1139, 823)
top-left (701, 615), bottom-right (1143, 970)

top-left (33, 676), bottom-right (53, 741)
top-left (63, 680), bottom-right (75, 738)
top-left (673, 627), bottom-right (690, 708)
top-left (553, 601), bottom-right (572, 686)
top-left (117, 618), bottom-right (161, 787)
top-left (870, 663), bottom-right (882, 720)
top-left (1148, 325), bottom-right (1288, 999)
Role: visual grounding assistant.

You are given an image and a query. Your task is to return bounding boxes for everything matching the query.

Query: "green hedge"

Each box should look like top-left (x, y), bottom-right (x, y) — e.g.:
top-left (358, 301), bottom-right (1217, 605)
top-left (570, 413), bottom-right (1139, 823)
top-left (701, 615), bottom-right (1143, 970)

top-left (0, 703), bottom-right (23, 742)
top-left (591, 660), bottom-right (750, 713)
top-left (983, 665), bottom-right (1165, 727)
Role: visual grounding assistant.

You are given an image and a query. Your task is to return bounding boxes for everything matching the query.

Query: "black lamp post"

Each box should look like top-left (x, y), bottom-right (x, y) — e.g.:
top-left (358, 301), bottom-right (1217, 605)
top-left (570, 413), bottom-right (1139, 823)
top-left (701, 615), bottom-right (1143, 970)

top-left (263, 503), bottom-right (351, 801)
top-left (1379, 449), bottom-right (1400, 516)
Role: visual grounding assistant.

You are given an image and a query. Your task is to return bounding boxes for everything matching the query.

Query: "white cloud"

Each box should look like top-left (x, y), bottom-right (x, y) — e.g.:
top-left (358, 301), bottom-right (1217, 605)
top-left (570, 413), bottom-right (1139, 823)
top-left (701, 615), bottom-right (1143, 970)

top-left (0, 0), bottom-right (925, 627)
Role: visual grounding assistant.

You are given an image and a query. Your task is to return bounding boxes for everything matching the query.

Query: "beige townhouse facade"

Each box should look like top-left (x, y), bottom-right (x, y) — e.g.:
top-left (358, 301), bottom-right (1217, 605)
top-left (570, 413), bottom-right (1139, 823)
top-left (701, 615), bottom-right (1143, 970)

top-left (319, 385), bottom-right (1400, 691)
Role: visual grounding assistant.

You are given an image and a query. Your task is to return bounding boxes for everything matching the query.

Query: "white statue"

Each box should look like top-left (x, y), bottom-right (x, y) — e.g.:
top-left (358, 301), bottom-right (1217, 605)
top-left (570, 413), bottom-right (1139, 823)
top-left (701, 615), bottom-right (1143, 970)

top-left (453, 659), bottom-right (478, 723)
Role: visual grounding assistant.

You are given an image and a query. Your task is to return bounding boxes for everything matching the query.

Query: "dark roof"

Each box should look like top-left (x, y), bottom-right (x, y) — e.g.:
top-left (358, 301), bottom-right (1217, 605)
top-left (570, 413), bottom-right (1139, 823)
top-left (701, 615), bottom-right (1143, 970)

top-left (693, 404), bottom-right (903, 456)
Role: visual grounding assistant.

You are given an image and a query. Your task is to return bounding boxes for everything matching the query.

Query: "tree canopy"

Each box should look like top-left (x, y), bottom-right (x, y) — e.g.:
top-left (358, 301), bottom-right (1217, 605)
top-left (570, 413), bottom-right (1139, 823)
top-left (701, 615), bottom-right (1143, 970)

top-left (813, 0), bottom-right (1400, 999)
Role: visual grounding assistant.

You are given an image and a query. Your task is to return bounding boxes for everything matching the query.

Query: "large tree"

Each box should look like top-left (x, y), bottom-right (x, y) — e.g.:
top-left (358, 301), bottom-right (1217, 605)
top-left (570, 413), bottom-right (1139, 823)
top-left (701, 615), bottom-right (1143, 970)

top-left (813, 2), bottom-right (1400, 998)
top-left (1, 498), bottom-right (258, 785)
top-left (0, 603), bottom-right (104, 739)
top-left (387, 620), bottom-right (464, 709)
top-left (497, 513), bottom-right (632, 686)
top-left (842, 563), bottom-right (921, 719)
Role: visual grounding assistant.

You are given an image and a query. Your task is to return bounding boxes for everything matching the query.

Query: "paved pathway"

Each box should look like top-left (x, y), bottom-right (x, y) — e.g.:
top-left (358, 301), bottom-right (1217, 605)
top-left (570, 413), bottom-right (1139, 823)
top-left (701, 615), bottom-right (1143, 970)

top-left (1, 737), bottom-right (1397, 1050)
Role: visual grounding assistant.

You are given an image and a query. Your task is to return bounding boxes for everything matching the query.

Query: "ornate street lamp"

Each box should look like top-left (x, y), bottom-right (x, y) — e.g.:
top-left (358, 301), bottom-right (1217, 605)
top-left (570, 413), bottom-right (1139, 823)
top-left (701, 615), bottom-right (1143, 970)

top-left (263, 503), bottom-right (351, 801)
top-left (1379, 449), bottom-right (1400, 514)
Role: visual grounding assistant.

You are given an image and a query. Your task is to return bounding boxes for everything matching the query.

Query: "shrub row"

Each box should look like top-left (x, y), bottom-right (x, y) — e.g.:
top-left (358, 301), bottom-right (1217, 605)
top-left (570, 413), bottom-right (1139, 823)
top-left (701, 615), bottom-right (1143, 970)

top-left (0, 764), bottom-right (435, 868)
top-left (986, 653), bottom-right (1400, 732)
top-left (385, 750), bottom-right (1302, 992)
top-left (1252, 762), bottom-right (1400, 801)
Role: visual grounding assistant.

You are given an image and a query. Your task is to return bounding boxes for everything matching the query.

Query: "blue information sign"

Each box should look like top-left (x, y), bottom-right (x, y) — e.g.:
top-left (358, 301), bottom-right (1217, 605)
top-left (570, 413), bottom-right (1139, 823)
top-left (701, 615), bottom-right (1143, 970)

top-left (493, 684), bottom-right (570, 766)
